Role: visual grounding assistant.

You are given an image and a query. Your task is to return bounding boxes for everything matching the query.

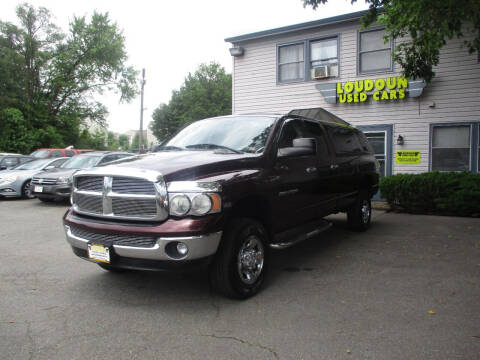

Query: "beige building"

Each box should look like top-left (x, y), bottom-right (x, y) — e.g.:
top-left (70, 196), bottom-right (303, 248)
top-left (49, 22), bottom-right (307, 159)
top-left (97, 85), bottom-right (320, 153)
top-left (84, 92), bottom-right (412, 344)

top-left (225, 10), bottom-right (480, 178)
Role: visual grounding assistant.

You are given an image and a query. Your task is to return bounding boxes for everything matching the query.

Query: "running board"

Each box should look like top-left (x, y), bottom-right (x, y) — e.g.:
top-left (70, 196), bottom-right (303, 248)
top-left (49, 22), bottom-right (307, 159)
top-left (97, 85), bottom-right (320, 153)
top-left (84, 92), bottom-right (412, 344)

top-left (270, 219), bottom-right (332, 249)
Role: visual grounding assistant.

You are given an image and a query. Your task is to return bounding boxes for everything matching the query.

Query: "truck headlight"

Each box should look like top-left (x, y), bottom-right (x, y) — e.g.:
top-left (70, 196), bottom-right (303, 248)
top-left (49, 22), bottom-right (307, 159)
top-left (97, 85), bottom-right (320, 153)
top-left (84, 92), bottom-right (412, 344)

top-left (170, 195), bottom-right (191, 216)
top-left (167, 181), bottom-right (222, 217)
top-left (168, 192), bottom-right (221, 217)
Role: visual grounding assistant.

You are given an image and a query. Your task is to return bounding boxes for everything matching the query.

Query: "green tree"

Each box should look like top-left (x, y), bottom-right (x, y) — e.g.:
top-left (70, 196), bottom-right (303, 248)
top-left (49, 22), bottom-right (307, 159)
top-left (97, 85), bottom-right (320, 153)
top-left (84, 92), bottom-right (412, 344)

top-left (106, 131), bottom-right (119, 150)
top-left (0, 108), bottom-right (36, 153)
top-left (0, 3), bottom-right (138, 151)
top-left (131, 133), bottom-right (139, 151)
top-left (303, 0), bottom-right (480, 83)
top-left (150, 62), bottom-right (232, 142)
top-left (118, 134), bottom-right (130, 150)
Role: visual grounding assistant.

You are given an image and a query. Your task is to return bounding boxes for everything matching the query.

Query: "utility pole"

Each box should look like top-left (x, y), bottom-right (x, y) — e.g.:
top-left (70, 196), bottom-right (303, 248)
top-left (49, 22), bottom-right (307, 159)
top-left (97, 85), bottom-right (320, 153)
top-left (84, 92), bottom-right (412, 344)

top-left (139, 68), bottom-right (146, 153)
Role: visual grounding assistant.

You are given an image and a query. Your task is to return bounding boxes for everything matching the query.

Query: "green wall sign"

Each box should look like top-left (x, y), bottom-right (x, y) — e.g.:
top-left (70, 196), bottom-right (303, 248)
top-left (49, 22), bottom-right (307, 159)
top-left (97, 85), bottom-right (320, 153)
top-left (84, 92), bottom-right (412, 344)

top-left (396, 150), bottom-right (421, 164)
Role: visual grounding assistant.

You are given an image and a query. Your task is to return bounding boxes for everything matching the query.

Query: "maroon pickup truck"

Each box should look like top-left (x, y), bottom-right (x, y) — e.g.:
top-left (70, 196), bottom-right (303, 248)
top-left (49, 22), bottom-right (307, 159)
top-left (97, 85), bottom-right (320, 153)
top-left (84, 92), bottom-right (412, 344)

top-left (63, 108), bottom-right (379, 299)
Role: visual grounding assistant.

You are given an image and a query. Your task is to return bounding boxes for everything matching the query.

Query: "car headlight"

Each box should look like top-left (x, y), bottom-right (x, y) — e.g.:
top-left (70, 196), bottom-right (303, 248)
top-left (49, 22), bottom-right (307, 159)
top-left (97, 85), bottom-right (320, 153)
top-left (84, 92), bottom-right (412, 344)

top-left (56, 176), bottom-right (71, 184)
top-left (0, 175), bottom-right (19, 185)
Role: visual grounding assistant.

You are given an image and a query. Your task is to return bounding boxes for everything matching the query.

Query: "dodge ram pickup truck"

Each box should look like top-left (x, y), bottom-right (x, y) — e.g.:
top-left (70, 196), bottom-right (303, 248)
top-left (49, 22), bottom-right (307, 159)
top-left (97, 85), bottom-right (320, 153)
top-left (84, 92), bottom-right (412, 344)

top-left (63, 107), bottom-right (379, 299)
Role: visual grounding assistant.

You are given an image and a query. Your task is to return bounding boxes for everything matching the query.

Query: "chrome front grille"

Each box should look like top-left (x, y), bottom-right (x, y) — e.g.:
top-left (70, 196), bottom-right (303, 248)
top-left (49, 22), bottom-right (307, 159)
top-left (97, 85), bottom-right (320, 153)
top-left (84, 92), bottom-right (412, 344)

top-left (112, 198), bottom-right (157, 216)
top-left (112, 177), bottom-right (156, 194)
top-left (77, 176), bottom-right (103, 192)
top-left (71, 168), bottom-right (168, 222)
top-left (74, 193), bottom-right (103, 214)
top-left (32, 177), bottom-right (57, 185)
top-left (70, 225), bottom-right (157, 248)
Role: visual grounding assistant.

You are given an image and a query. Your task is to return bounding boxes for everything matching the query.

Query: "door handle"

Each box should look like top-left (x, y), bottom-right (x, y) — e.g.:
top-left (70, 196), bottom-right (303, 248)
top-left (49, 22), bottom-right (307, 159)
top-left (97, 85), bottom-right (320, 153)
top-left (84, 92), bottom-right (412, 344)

top-left (330, 164), bottom-right (339, 170)
top-left (306, 167), bottom-right (317, 173)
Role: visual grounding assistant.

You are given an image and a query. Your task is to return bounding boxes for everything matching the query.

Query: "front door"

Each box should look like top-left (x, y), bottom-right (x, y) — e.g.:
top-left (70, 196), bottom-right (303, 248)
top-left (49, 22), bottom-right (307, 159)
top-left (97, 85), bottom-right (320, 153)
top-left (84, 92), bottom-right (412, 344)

top-left (357, 125), bottom-right (393, 200)
top-left (271, 119), bottom-right (335, 234)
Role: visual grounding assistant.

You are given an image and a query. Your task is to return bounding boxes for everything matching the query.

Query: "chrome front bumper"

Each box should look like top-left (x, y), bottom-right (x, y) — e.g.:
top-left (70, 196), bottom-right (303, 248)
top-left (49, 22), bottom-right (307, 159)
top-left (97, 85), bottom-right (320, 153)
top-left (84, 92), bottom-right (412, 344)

top-left (64, 225), bottom-right (222, 261)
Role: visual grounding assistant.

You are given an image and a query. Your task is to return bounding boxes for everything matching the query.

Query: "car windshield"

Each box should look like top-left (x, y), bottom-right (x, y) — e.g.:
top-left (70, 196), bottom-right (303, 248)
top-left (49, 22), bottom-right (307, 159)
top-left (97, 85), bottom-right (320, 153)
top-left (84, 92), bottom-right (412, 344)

top-left (13, 159), bottom-right (51, 170)
top-left (164, 116), bottom-right (276, 154)
top-left (61, 155), bottom-right (101, 169)
top-left (30, 150), bottom-right (50, 158)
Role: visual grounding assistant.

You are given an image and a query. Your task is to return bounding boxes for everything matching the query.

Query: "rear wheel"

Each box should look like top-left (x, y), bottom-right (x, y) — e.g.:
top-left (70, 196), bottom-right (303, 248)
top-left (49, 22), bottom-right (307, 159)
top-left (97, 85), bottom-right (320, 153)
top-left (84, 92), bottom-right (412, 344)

top-left (209, 218), bottom-right (268, 299)
top-left (21, 180), bottom-right (35, 199)
top-left (347, 190), bottom-right (371, 232)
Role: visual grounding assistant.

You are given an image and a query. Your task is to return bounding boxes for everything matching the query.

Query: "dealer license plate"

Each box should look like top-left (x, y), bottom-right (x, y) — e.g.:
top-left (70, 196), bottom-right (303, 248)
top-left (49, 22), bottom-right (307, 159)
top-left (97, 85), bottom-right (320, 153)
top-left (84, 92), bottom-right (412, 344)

top-left (87, 243), bottom-right (110, 263)
top-left (34, 185), bottom-right (43, 192)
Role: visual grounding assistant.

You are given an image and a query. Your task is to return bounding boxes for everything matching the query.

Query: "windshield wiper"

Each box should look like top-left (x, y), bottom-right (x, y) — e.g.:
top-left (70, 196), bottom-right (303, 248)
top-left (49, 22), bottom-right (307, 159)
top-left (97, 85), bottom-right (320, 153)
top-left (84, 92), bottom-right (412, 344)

top-left (156, 145), bottom-right (184, 151)
top-left (186, 144), bottom-right (242, 154)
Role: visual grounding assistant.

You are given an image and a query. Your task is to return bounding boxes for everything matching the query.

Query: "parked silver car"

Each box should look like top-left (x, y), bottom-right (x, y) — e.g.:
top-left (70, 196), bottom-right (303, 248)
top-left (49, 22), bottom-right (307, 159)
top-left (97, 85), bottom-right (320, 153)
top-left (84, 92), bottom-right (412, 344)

top-left (0, 157), bottom-right (68, 199)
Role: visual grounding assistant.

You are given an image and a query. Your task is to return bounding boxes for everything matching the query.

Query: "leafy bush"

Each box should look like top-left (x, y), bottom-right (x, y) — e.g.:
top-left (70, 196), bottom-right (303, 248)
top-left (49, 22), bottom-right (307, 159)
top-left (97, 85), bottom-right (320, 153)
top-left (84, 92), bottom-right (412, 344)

top-left (379, 172), bottom-right (480, 217)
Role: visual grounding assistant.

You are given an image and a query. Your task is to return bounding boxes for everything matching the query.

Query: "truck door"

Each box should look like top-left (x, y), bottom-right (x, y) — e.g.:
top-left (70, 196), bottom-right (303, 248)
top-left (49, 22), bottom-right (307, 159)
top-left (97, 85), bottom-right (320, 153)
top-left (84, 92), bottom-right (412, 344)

top-left (271, 119), bottom-right (335, 233)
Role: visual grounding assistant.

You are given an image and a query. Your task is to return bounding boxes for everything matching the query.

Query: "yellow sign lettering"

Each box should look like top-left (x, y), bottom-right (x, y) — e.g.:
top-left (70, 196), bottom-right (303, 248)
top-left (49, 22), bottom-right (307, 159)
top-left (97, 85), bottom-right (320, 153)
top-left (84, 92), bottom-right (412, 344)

top-left (375, 78), bottom-right (386, 91)
top-left (337, 82), bottom-right (344, 94)
top-left (335, 76), bottom-right (411, 104)
top-left (344, 81), bottom-right (354, 93)
top-left (364, 79), bottom-right (374, 91)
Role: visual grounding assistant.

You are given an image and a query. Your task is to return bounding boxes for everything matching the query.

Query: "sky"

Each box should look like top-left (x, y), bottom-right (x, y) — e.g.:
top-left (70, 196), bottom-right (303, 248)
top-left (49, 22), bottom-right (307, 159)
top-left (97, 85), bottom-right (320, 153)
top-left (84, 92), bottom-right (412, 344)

top-left (0, 0), bottom-right (368, 137)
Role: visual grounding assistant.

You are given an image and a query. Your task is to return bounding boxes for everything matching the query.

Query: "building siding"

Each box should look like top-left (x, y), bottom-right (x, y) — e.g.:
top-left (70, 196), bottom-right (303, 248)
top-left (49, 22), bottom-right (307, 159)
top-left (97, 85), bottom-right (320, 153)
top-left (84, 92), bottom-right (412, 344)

top-left (231, 20), bottom-right (480, 174)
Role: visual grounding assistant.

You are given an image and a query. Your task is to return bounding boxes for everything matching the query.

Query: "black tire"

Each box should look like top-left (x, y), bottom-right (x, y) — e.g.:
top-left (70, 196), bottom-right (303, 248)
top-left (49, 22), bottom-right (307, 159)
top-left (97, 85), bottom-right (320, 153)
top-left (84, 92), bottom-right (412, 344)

top-left (209, 218), bottom-right (269, 299)
top-left (38, 197), bottom-right (54, 203)
top-left (98, 263), bottom-right (126, 273)
top-left (347, 190), bottom-right (371, 232)
top-left (21, 180), bottom-right (35, 199)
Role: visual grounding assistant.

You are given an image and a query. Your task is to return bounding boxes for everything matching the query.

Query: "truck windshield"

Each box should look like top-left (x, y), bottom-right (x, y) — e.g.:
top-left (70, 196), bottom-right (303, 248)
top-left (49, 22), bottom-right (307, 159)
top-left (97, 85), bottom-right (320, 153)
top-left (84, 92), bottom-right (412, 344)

top-left (165, 116), bottom-right (275, 154)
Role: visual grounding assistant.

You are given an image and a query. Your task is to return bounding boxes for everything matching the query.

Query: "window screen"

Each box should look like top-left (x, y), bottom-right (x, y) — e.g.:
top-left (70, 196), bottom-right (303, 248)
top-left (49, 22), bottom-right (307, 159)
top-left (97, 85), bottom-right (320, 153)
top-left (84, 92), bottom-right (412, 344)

top-left (278, 44), bottom-right (304, 82)
top-left (359, 29), bottom-right (392, 73)
top-left (432, 125), bottom-right (470, 171)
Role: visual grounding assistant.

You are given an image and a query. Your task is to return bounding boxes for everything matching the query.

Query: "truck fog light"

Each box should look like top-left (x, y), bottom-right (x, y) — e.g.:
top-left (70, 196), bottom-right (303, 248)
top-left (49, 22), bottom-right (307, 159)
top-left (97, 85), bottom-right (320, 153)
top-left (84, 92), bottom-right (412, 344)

top-left (177, 242), bottom-right (188, 256)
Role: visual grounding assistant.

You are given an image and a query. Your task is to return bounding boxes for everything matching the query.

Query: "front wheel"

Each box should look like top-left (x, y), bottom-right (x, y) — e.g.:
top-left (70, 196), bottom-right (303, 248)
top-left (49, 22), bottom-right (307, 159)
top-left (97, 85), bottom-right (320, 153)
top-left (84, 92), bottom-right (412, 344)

top-left (21, 180), bottom-right (35, 199)
top-left (347, 191), bottom-right (371, 232)
top-left (209, 218), bottom-right (268, 299)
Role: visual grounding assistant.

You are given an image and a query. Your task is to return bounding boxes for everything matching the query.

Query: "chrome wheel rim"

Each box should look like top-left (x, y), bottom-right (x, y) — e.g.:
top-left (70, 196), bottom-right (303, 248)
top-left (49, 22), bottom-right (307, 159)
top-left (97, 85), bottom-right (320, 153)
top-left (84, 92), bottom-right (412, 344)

top-left (237, 235), bottom-right (264, 285)
top-left (361, 200), bottom-right (370, 224)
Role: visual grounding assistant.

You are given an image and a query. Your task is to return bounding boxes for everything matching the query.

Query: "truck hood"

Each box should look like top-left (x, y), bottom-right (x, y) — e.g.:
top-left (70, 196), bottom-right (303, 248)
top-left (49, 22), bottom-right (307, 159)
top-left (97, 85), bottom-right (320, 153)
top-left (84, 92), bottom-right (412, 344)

top-left (99, 151), bottom-right (262, 182)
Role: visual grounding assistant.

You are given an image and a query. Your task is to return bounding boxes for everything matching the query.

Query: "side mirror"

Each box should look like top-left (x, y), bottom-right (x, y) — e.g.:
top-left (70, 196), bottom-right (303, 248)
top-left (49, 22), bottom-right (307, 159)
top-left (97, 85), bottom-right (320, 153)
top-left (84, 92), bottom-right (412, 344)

top-left (277, 138), bottom-right (316, 158)
top-left (44, 165), bottom-right (55, 170)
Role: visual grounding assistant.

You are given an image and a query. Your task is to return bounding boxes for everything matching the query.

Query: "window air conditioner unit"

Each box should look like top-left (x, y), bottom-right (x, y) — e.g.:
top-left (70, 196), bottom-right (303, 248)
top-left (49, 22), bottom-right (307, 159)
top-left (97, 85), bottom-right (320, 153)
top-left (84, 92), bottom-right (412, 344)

top-left (311, 66), bottom-right (329, 79)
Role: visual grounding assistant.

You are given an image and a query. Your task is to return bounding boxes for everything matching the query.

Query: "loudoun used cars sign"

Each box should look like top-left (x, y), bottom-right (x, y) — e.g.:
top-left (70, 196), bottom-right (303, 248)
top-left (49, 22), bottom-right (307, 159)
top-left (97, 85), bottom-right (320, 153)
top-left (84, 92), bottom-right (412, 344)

top-left (316, 76), bottom-right (426, 104)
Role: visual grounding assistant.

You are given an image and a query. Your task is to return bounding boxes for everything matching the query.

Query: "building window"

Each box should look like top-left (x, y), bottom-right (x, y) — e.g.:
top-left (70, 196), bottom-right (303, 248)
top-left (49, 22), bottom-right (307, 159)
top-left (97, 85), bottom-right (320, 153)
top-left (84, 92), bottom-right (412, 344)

top-left (310, 37), bottom-right (338, 78)
top-left (431, 125), bottom-right (471, 171)
top-left (278, 43), bottom-right (304, 83)
top-left (358, 28), bottom-right (392, 73)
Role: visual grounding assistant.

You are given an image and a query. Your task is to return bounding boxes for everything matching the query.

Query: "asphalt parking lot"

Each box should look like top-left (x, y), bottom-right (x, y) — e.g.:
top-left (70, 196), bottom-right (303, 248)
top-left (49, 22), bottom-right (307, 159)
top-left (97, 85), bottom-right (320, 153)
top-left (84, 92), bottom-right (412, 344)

top-left (1, 199), bottom-right (479, 360)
